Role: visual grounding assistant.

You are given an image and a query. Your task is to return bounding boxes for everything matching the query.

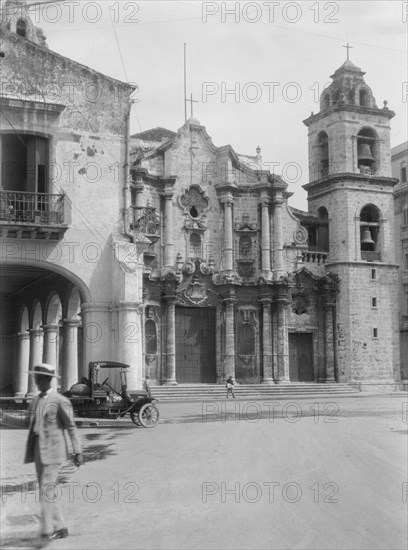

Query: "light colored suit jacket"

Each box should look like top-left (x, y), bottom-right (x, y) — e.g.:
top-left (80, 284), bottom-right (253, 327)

top-left (2, 390), bottom-right (82, 465)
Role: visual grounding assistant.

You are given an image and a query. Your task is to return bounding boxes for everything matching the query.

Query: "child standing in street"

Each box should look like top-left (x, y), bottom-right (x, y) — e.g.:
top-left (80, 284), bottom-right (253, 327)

top-left (226, 376), bottom-right (236, 398)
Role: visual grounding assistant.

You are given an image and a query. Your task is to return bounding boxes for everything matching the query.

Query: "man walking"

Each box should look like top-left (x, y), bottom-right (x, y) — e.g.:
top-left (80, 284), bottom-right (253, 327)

top-left (0, 363), bottom-right (83, 545)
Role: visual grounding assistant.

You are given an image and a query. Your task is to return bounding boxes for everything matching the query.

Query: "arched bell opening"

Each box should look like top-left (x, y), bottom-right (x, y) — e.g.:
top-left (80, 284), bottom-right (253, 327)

top-left (144, 306), bottom-right (160, 386)
top-left (316, 131), bottom-right (329, 178)
top-left (358, 88), bottom-right (370, 107)
top-left (357, 127), bottom-right (378, 175)
top-left (360, 204), bottom-right (381, 260)
top-left (16, 19), bottom-right (27, 38)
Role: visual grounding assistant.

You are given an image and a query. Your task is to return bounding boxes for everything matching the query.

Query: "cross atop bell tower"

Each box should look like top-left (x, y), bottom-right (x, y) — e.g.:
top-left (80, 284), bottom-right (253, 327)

top-left (343, 42), bottom-right (353, 60)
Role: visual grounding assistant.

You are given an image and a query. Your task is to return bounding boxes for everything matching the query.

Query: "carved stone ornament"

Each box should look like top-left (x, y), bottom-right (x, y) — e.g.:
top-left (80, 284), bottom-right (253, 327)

top-left (200, 260), bottom-right (216, 275)
top-left (111, 234), bottom-right (141, 273)
top-left (212, 271), bottom-right (242, 286)
top-left (293, 226), bottom-right (308, 244)
top-left (184, 219), bottom-right (207, 232)
top-left (295, 277), bottom-right (305, 292)
top-left (183, 280), bottom-right (208, 305)
top-left (179, 185), bottom-right (209, 217)
top-left (292, 296), bottom-right (308, 315)
top-left (235, 215), bottom-right (257, 233)
top-left (183, 259), bottom-right (196, 274)
top-left (145, 305), bottom-right (160, 321)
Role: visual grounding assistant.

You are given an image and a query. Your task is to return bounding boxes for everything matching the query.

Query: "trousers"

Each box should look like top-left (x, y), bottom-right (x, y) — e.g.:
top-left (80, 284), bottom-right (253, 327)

top-left (33, 437), bottom-right (64, 535)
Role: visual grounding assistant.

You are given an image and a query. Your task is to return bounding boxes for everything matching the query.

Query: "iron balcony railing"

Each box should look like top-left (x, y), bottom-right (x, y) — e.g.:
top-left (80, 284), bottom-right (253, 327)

top-left (130, 206), bottom-right (160, 242)
top-left (0, 191), bottom-right (66, 225)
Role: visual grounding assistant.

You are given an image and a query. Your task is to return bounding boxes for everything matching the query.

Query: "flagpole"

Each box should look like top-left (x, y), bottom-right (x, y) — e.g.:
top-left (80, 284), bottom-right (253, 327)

top-left (184, 43), bottom-right (187, 122)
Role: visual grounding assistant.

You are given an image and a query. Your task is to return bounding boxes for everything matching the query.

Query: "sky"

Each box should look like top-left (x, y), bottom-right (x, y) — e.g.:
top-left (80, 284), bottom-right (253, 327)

top-left (6, 0), bottom-right (408, 209)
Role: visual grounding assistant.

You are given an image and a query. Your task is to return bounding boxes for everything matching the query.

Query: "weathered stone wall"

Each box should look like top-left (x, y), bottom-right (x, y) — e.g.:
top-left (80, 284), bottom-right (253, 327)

top-left (330, 263), bottom-right (400, 385)
top-left (1, 30), bottom-right (135, 303)
top-left (0, 30), bottom-right (145, 389)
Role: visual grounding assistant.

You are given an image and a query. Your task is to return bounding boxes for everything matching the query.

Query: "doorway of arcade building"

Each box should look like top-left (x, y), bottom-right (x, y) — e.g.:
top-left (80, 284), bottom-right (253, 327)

top-left (289, 333), bottom-right (314, 382)
top-left (175, 307), bottom-right (216, 383)
top-left (0, 264), bottom-right (86, 396)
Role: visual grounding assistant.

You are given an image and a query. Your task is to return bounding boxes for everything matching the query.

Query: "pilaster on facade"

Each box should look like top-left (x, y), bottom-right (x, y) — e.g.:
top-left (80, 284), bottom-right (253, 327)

top-left (222, 291), bottom-right (237, 380)
top-left (274, 298), bottom-right (291, 384)
top-left (272, 192), bottom-right (285, 281)
top-left (259, 296), bottom-right (274, 384)
top-left (219, 194), bottom-right (235, 272)
top-left (323, 301), bottom-right (336, 382)
top-left (162, 184), bottom-right (176, 269)
top-left (260, 198), bottom-right (272, 278)
top-left (163, 294), bottom-right (177, 386)
top-left (113, 301), bottom-right (144, 390)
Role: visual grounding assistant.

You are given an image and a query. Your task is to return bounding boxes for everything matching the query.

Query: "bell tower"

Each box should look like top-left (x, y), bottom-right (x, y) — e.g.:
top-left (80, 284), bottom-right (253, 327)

top-left (2, 0), bottom-right (48, 47)
top-left (303, 56), bottom-right (401, 389)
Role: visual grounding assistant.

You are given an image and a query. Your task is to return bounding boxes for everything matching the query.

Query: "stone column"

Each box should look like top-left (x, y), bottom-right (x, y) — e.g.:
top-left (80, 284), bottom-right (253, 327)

top-left (261, 201), bottom-right (271, 273)
top-left (163, 187), bottom-right (174, 268)
top-left (42, 324), bottom-right (59, 366)
top-left (164, 297), bottom-right (177, 385)
top-left (61, 319), bottom-right (80, 392)
top-left (27, 328), bottom-right (43, 395)
top-left (42, 324), bottom-right (60, 391)
top-left (224, 297), bottom-right (236, 379)
top-left (273, 192), bottom-right (284, 280)
top-left (114, 303), bottom-right (143, 391)
top-left (215, 305), bottom-right (222, 383)
top-left (260, 298), bottom-right (274, 383)
top-left (271, 305), bottom-right (278, 382)
top-left (275, 299), bottom-right (290, 383)
top-left (222, 197), bottom-right (234, 271)
top-left (324, 301), bottom-right (336, 382)
top-left (134, 176), bottom-right (145, 208)
top-left (14, 332), bottom-right (30, 396)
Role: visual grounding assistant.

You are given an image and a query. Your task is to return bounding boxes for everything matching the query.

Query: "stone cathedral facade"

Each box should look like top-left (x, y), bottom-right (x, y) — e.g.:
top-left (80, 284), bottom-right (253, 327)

top-left (0, 3), bottom-right (403, 394)
top-left (130, 61), bottom-right (401, 390)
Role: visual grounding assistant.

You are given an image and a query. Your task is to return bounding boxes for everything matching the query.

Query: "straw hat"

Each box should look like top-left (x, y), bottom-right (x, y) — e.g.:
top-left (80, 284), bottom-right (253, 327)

top-left (27, 363), bottom-right (61, 378)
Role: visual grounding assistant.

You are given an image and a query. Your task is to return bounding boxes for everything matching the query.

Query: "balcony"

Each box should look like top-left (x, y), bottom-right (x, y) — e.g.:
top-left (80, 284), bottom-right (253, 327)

top-left (361, 251), bottom-right (381, 262)
top-left (130, 206), bottom-right (160, 243)
top-left (302, 246), bottom-right (328, 264)
top-left (0, 190), bottom-right (69, 239)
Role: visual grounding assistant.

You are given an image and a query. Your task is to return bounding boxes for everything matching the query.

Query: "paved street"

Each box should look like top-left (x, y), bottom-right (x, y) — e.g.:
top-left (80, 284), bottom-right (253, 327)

top-left (1, 393), bottom-right (407, 550)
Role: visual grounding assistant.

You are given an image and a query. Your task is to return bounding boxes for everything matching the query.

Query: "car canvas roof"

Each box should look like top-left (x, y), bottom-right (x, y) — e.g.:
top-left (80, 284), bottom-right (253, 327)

top-left (91, 361), bottom-right (130, 369)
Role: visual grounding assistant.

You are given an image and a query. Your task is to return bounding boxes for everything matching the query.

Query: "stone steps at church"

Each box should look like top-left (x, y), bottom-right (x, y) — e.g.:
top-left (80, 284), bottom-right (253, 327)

top-left (149, 383), bottom-right (360, 401)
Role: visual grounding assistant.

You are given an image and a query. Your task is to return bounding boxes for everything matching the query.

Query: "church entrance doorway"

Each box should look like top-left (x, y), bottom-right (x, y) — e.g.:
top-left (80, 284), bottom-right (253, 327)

top-left (289, 333), bottom-right (314, 382)
top-left (175, 307), bottom-right (216, 383)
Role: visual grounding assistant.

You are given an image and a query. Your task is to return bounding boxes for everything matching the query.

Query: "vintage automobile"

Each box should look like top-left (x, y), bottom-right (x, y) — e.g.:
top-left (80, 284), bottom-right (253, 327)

top-left (65, 361), bottom-right (160, 428)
